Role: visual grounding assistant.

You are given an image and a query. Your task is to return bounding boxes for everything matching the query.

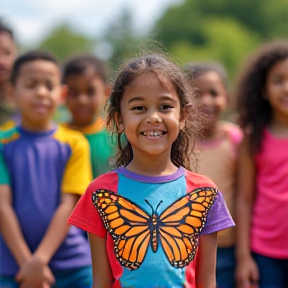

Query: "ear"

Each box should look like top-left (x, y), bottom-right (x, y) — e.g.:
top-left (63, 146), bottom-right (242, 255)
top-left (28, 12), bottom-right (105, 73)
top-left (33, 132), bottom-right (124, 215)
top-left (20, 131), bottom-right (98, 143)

top-left (115, 112), bottom-right (125, 133)
top-left (179, 103), bottom-right (193, 130)
top-left (105, 84), bottom-right (112, 98)
top-left (59, 85), bottom-right (68, 105)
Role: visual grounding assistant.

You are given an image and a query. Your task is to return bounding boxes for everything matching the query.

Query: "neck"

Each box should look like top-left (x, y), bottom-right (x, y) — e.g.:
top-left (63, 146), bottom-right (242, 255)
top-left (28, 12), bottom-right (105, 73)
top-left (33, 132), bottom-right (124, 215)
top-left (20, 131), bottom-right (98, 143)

top-left (21, 119), bottom-right (55, 132)
top-left (201, 121), bottom-right (223, 141)
top-left (271, 111), bottom-right (288, 127)
top-left (126, 150), bottom-right (178, 176)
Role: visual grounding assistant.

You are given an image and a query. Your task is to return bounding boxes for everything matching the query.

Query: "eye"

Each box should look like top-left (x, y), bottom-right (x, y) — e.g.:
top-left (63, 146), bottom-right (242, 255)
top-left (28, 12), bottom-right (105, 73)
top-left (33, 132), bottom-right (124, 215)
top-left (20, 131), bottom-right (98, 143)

top-left (210, 90), bottom-right (219, 97)
top-left (132, 106), bottom-right (145, 111)
top-left (46, 83), bottom-right (55, 91)
top-left (160, 104), bottom-right (173, 110)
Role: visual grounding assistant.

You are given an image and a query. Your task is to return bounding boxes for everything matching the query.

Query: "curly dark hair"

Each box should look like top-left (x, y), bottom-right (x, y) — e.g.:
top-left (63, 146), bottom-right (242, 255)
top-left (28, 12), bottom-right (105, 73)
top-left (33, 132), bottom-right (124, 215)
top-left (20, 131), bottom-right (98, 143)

top-left (106, 53), bottom-right (202, 171)
top-left (236, 40), bottom-right (288, 153)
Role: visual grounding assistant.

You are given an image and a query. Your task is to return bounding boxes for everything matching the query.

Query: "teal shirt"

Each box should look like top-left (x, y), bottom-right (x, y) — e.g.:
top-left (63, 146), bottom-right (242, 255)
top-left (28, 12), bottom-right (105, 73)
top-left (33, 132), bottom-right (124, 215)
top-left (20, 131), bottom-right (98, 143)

top-left (64, 118), bottom-right (115, 178)
top-left (85, 128), bottom-right (114, 178)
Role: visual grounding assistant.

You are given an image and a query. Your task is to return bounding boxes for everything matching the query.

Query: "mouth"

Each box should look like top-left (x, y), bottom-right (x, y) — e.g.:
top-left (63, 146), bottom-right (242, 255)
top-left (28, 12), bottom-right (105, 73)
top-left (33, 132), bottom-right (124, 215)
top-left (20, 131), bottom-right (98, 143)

top-left (140, 130), bottom-right (168, 138)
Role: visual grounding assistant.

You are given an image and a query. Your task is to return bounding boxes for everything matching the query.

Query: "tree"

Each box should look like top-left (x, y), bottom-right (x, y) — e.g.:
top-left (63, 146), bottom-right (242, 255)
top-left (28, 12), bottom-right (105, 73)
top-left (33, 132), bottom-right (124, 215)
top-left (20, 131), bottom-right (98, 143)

top-left (38, 24), bottom-right (93, 61)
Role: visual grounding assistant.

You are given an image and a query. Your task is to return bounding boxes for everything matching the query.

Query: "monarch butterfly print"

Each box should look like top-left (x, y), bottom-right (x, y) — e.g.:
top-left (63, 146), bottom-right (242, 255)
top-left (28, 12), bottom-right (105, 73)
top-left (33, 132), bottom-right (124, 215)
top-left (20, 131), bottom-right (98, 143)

top-left (92, 187), bottom-right (217, 270)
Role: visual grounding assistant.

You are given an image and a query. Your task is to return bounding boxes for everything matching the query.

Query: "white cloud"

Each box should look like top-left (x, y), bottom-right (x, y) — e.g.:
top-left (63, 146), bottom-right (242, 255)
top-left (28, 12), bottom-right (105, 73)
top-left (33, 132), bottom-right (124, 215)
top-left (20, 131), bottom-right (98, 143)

top-left (1, 0), bottom-right (183, 46)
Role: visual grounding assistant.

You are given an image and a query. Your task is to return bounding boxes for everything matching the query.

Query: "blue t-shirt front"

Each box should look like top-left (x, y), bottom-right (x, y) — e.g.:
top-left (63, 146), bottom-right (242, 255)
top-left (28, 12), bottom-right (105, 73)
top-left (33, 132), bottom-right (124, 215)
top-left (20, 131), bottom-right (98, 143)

top-left (0, 125), bottom-right (92, 276)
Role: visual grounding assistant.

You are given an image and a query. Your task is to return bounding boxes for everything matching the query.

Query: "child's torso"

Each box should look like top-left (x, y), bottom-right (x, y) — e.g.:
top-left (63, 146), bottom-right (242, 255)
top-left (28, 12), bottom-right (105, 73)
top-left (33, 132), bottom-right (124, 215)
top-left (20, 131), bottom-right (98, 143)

top-left (251, 129), bottom-right (288, 258)
top-left (0, 126), bottom-right (91, 275)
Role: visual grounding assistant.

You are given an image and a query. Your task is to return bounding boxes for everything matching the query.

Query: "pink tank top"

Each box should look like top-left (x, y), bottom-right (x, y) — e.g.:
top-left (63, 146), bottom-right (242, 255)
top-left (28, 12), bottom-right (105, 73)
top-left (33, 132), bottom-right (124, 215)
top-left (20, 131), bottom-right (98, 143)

top-left (251, 129), bottom-right (288, 258)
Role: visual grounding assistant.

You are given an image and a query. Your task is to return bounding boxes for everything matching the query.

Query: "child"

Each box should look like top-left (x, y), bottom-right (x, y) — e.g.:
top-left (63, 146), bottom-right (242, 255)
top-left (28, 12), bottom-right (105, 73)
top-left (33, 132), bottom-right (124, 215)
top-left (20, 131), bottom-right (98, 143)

top-left (0, 19), bottom-right (17, 127)
top-left (235, 41), bottom-right (288, 288)
top-left (0, 51), bottom-right (93, 288)
top-left (68, 53), bottom-right (235, 288)
top-left (62, 54), bottom-right (113, 178)
top-left (185, 62), bottom-right (242, 288)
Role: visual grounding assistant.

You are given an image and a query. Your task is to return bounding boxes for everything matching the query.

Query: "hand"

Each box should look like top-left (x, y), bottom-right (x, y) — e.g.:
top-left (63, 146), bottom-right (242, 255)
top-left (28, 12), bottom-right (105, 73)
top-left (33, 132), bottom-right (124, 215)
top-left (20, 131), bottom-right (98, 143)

top-left (15, 255), bottom-right (55, 288)
top-left (236, 255), bottom-right (259, 288)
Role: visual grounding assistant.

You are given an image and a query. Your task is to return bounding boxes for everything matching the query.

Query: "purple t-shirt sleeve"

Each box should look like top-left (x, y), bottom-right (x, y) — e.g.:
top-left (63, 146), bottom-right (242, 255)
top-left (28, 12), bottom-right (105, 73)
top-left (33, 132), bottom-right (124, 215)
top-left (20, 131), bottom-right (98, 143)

top-left (201, 191), bottom-right (235, 235)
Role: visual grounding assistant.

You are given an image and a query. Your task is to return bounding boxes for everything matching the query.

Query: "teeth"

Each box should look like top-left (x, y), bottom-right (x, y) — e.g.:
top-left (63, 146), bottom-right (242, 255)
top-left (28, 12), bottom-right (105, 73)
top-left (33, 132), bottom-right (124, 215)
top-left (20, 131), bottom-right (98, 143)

top-left (142, 131), bottom-right (164, 137)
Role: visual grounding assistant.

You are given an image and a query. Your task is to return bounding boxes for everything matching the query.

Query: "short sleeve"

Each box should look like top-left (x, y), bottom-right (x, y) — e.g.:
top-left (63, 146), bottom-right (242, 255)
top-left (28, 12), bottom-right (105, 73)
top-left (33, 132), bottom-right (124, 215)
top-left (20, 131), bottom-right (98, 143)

top-left (201, 191), bottom-right (235, 235)
top-left (0, 146), bottom-right (10, 185)
top-left (61, 136), bottom-right (93, 195)
top-left (68, 171), bottom-right (119, 238)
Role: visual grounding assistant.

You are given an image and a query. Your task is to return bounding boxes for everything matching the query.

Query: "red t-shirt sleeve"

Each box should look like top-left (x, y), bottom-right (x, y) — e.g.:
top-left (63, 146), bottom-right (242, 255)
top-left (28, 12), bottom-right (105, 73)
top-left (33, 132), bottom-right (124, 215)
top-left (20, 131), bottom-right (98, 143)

top-left (68, 171), bottom-right (119, 238)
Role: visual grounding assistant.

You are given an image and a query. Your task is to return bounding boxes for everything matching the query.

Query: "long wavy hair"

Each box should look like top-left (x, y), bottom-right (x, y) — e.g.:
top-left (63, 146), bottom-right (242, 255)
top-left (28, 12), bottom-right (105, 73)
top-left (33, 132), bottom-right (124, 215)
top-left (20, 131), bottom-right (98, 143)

top-left (106, 53), bottom-right (202, 171)
top-left (236, 40), bottom-right (288, 153)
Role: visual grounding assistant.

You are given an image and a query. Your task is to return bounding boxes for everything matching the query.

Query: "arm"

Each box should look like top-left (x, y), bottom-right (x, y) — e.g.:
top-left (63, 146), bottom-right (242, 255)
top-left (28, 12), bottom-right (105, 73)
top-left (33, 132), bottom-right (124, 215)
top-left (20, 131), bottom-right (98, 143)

top-left (196, 232), bottom-right (217, 288)
top-left (89, 233), bottom-right (113, 288)
top-left (0, 184), bottom-right (32, 266)
top-left (235, 137), bottom-right (259, 288)
top-left (16, 193), bottom-right (78, 287)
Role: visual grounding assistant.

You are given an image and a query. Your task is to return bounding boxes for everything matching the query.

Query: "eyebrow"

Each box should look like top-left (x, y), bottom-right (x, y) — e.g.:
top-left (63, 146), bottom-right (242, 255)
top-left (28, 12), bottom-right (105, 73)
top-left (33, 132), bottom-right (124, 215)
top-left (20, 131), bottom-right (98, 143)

top-left (128, 95), bottom-right (177, 104)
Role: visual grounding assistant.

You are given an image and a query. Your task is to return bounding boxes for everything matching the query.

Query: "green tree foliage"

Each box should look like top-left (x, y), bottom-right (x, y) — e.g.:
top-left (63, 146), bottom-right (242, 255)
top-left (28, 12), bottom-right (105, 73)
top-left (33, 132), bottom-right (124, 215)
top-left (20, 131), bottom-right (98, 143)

top-left (155, 0), bottom-right (288, 48)
top-left (38, 24), bottom-right (93, 61)
top-left (170, 17), bottom-right (260, 78)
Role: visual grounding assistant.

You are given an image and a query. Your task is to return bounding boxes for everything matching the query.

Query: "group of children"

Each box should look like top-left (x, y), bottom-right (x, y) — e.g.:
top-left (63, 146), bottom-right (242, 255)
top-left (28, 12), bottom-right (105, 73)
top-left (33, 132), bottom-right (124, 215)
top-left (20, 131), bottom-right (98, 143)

top-left (0, 19), bottom-right (288, 288)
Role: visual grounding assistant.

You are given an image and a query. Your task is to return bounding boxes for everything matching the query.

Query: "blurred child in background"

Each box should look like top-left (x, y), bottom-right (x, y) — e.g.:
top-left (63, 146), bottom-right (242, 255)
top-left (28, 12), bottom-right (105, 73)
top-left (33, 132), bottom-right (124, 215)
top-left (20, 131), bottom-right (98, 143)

top-left (0, 19), bottom-right (17, 128)
top-left (0, 51), bottom-right (92, 288)
top-left (236, 41), bottom-right (288, 288)
top-left (62, 54), bottom-right (114, 178)
top-left (185, 62), bottom-right (242, 288)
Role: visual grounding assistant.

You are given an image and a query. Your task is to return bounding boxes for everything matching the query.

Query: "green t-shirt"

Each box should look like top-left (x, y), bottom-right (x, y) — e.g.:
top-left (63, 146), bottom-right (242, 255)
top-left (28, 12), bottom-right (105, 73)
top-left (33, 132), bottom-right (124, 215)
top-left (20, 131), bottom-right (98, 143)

top-left (64, 118), bottom-right (115, 178)
top-left (85, 128), bottom-right (114, 178)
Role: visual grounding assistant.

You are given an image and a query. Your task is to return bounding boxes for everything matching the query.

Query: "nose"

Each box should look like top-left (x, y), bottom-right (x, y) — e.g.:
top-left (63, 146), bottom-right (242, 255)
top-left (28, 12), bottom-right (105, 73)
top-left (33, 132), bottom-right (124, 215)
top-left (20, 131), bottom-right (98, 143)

top-left (200, 94), bottom-right (213, 107)
top-left (146, 110), bottom-right (163, 124)
top-left (77, 93), bottom-right (90, 105)
top-left (36, 85), bottom-right (49, 97)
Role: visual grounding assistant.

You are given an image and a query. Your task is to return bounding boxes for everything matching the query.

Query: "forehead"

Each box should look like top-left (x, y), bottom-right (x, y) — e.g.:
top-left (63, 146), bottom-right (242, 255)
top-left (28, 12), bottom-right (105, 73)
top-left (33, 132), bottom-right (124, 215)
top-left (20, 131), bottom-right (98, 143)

top-left (268, 57), bottom-right (288, 76)
top-left (194, 71), bottom-right (225, 88)
top-left (0, 31), bottom-right (16, 50)
top-left (121, 73), bottom-right (180, 107)
top-left (65, 67), bottom-right (105, 87)
top-left (17, 60), bottom-right (60, 80)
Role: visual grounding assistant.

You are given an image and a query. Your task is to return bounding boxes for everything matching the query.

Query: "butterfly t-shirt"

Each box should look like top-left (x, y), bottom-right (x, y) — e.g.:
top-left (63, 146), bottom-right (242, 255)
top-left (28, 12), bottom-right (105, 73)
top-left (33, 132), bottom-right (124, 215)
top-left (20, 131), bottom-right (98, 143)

top-left (69, 166), bottom-right (234, 288)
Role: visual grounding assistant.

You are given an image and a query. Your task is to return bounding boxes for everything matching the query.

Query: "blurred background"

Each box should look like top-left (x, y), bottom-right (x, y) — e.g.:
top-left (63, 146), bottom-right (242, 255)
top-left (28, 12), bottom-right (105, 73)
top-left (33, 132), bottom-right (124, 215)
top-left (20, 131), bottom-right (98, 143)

top-left (2, 0), bottom-right (288, 84)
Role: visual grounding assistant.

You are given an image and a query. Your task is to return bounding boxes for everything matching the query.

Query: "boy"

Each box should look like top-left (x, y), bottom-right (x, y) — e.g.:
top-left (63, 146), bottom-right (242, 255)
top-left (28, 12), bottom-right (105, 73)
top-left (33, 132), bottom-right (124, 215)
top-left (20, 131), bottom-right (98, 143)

top-left (0, 51), bottom-right (92, 288)
top-left (62, 54), bottom-right (114, 178)
top-left (0, 19), bottom-right (17, 127)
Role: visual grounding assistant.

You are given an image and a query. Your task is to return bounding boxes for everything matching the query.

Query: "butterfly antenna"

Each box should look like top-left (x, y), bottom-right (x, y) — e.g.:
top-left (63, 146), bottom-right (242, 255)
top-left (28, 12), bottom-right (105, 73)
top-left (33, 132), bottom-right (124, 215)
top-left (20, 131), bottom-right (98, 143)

top-left (145, 199), bottom-right (163, 213)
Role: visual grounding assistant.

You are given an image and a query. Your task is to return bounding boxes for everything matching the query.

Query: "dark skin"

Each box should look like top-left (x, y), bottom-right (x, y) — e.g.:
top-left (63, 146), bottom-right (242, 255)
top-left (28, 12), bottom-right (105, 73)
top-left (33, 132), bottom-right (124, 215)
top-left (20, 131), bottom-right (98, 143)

top-left (65, 67), bottom-right (109, 128)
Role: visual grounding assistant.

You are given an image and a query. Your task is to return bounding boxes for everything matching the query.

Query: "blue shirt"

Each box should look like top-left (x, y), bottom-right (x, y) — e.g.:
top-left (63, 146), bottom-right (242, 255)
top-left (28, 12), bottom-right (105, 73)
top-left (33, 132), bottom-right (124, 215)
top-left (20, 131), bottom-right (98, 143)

top-left (0, 125), bottom-right (92, 276)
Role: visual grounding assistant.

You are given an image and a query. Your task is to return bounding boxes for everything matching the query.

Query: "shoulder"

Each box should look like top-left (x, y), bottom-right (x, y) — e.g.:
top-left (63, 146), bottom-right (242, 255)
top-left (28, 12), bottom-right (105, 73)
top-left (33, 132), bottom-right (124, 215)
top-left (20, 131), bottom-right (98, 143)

top-left (87, 171), bottom-right (119, 193)
top-left (0, 127), bottom-right (20, 146)
top-left (54, 124), bottom-right (89, 149)
top-left (221, 121), bottom-right (243, 145)
top-left (0, 120), bottom-right (16, 132)
top-left (185, 169), bottom-right (217, 189)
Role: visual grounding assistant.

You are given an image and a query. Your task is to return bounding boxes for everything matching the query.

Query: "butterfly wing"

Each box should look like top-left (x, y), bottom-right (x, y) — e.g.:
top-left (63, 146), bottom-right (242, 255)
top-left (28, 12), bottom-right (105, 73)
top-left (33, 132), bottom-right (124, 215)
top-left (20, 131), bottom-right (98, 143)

top-left (92, 189), bottom-right (151, 270)
top-left (158, 187), bottom-right (217, 268)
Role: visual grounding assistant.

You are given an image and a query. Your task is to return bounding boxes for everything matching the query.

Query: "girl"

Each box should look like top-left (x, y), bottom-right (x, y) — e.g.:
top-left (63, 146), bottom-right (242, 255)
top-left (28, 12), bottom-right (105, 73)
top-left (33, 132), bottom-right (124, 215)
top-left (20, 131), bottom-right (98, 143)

top-left (185, 62), bottom-right (242, 288)
top-left (69, 54), bottom-right (234, 288)
top-left (235, 41), bottom-right (288, 288)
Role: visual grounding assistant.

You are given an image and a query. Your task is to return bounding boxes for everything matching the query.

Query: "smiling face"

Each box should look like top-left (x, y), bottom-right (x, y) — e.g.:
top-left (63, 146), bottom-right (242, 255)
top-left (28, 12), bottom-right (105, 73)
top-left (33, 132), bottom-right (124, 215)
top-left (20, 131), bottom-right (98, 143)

top-left (116, 73), bottom-right (184, 161)
top-left (12, 60), bottom-right (63, 130)
top-left (265, 57), bottom-right (288, 120)
top-left (194, 71), bottom-right (228, 123)
top-left (65, 67), bottom-right (107, 126)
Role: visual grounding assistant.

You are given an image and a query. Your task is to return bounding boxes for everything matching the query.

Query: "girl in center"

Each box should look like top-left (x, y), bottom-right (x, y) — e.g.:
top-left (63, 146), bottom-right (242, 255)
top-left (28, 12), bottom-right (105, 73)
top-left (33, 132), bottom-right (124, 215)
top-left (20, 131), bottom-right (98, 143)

top-left (69, 54), bottom-right (234, 288)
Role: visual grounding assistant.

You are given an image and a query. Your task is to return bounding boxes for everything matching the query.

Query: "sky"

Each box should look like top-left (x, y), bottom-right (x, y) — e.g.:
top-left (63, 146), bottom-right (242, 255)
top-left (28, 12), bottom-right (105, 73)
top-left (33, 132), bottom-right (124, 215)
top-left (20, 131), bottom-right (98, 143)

top-left (1, 0), bottom-right (183, 47)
